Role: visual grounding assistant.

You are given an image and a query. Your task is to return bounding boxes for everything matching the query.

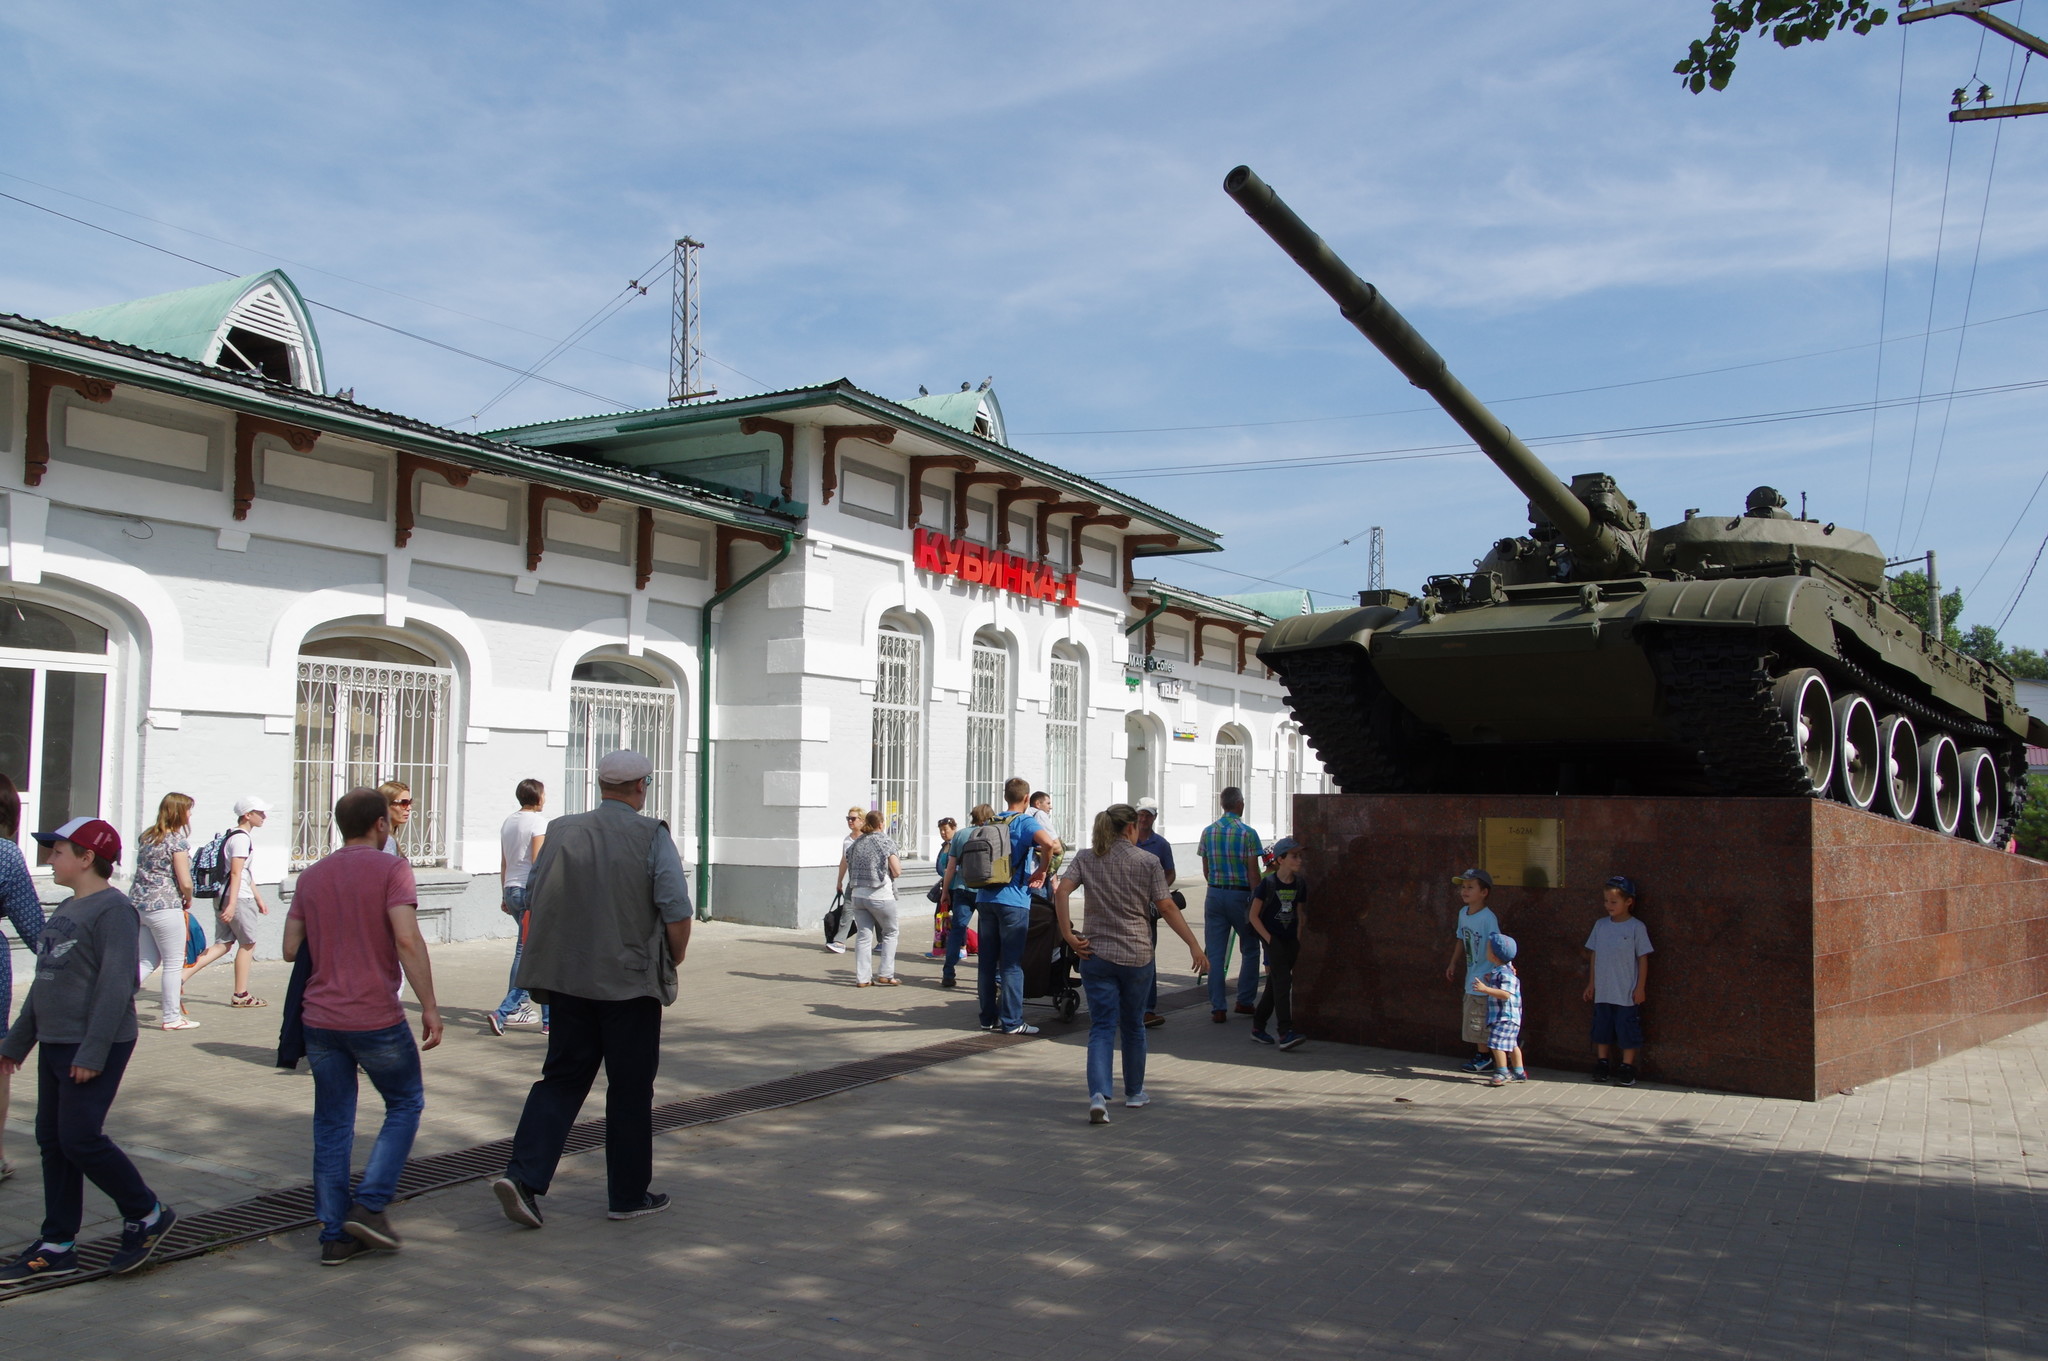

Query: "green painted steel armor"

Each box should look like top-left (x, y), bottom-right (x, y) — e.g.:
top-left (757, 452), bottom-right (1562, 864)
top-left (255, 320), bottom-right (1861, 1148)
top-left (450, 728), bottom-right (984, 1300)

top-left (1224, 165), bottom-right (2048, 844)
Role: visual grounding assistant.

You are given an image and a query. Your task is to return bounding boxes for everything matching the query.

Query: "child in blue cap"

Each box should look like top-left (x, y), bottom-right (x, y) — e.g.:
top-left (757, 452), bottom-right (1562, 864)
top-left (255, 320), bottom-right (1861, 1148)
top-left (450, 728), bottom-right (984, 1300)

top-left (1470, 932), bottom-right (1526, 1086)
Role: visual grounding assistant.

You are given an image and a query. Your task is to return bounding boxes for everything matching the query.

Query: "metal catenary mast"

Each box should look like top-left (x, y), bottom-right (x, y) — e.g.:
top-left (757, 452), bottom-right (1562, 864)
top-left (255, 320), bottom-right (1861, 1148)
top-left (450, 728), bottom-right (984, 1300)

top-left (668, 237), bottom-right (715, 404)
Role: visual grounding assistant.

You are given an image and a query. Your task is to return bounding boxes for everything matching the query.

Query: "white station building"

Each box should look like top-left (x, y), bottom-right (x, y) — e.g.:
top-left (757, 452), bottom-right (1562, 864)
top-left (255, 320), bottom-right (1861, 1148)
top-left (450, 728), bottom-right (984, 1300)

top-left (0, 270), bottom-right (1326, 953)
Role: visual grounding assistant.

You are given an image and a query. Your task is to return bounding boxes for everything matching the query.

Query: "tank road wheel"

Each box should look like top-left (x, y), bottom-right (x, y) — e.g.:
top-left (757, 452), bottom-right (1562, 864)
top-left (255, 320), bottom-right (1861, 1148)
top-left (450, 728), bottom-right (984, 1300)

top-left (1770, 668), bottom-right (1835, 796)
top-left (1876, 715), bottom-right (1921, 823)
top-left (1831, 693), bottom-right (1881, 810)
top-left (1918, 733), bottom-right (1963, 836)
top-left (1959, 748), bottom-right (2002, 845)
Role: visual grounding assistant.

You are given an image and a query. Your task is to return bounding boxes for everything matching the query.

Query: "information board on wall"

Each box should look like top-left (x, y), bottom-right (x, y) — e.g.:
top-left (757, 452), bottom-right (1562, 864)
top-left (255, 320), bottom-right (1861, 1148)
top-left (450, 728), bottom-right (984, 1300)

top-left (1479, 817), bottom-right (1564, 888)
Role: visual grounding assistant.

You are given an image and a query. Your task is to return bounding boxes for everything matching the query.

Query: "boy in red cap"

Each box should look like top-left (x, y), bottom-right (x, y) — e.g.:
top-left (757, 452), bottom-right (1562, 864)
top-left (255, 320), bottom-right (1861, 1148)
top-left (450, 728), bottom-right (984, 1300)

top-left (0, 818), bottom-right (177, 1282)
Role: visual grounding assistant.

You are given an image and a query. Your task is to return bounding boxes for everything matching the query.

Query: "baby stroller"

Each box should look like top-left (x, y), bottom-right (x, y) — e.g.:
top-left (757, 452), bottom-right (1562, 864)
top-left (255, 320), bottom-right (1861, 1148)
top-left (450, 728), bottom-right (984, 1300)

top-left (1022, 893), bottom-right (1081, 1022)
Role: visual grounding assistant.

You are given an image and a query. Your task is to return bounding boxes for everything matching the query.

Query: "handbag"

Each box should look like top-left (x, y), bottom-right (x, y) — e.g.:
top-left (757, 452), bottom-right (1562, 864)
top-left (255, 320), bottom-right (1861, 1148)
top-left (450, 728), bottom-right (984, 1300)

top-left (821, 891), bottom-right (847, 945)
top-left (184, 910), bottom-right (207, 966)
top-left (925, 882), bottom-right (945, 904)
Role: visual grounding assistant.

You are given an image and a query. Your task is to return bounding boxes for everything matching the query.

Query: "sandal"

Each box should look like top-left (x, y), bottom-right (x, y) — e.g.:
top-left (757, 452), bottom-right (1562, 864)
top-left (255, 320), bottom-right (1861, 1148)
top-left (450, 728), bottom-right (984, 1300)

top-left (874, 977), bottom-right (902, 987)
top-left (0, 1158), bottom-right (13, 1184)
top-left (854, 981), bottom-right (874, 988)
top-left (229, 993), bottom-right (268, 1008)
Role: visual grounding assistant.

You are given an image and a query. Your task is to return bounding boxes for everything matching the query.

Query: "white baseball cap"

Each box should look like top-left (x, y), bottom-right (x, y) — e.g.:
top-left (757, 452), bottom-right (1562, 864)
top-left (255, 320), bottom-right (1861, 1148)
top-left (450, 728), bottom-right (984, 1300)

top-left (234, 795), bottom-right (271, 816)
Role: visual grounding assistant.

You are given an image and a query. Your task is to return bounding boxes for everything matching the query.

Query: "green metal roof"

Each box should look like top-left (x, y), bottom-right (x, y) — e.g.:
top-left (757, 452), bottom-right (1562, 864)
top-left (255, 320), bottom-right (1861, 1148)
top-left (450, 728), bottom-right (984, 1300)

top-left (50, 270), bottom-right (323, 390)
top-left (902, 385), bottom-right (1004, 441)
top-left (1222, 589), bottom-right (1312, 619)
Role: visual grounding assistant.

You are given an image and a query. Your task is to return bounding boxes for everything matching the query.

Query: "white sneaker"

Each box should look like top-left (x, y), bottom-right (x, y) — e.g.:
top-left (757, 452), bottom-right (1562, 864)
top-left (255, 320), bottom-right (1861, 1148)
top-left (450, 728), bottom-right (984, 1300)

top-left (1124, 1091), bottom-right (1151, 1108)
top-left (824, 942), bottom-right (847, 954)
top-left (162, 1016), bottom-right (201, 1031)
top-left (506, 1005), bottom-right (543, 1028)
top-left (1005, 1023), bottom-right (1039, 1036)
top-left (1089, 1095), bottom-right (1110, 1125)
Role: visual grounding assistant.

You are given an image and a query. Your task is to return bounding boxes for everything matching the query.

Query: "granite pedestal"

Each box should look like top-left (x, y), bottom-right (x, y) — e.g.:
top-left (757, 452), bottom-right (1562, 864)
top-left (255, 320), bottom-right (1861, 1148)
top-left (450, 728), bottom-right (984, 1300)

top-left (1292, 794), bottom-right (2048, 1100)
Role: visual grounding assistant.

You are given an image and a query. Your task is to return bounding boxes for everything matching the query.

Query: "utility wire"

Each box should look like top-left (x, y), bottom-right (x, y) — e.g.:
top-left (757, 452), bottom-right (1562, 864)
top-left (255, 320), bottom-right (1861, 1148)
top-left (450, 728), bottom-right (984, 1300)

top-left (0, 188), bottom-right (638, 410)
top-left (1894, 97), bottom-right (1967, 548)
top-left (1863, 25), bottom-right (1908, 525)
top-left (1998, 529), bottom-right (2048, 632)
top-left (1092, 376), bottom-right (2048, 483)
top-left (1968, 463), bottom-right (2048, 602)
top-left (460, 254), bottom-right (672, 425)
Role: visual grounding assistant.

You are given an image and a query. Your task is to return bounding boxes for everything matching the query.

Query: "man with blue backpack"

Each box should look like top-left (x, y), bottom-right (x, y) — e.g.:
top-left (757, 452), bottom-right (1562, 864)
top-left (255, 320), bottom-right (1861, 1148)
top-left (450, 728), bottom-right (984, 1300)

top-left (182, 797), bottom-right (272, 1009)
top-left (957, 777), bottom-right (1061, 1035)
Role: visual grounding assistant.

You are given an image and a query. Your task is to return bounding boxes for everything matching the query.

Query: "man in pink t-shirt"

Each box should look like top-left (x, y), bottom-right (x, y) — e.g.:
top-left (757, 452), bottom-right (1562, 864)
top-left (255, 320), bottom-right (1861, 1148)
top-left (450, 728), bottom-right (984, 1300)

top-left (282, 787), bottom-right (443, 1268)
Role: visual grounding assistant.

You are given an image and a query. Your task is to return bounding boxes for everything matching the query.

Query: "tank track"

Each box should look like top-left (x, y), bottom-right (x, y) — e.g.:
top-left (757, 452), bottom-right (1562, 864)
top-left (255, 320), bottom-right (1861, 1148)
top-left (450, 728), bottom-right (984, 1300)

top-left (1653, 626), bottom-right (2029, 842)
top-left (1267, 647), bottom-right (1414, 793)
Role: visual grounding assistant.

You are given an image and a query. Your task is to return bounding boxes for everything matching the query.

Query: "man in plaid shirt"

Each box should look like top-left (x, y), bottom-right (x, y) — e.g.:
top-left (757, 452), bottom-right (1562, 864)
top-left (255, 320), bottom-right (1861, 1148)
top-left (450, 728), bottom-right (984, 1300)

top-left (1197, 787), bottom-right (1264, 1023)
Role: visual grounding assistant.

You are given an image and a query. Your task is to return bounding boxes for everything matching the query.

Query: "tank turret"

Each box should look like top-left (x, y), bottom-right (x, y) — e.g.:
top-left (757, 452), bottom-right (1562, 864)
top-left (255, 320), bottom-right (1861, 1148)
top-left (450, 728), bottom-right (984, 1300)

top-left (1224, 165), bottom-right (2047, 845)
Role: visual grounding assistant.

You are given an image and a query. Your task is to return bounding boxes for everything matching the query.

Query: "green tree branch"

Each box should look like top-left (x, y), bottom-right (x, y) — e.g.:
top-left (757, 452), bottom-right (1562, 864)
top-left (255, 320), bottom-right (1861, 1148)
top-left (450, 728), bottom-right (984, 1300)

top-left (1677, 1), bottom-right (1892, 93)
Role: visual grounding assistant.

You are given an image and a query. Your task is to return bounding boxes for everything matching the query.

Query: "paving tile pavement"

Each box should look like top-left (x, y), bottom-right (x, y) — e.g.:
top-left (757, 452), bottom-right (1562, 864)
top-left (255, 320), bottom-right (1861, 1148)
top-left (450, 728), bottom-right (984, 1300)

top-left (1, 904), bottom-right (2044, 1358)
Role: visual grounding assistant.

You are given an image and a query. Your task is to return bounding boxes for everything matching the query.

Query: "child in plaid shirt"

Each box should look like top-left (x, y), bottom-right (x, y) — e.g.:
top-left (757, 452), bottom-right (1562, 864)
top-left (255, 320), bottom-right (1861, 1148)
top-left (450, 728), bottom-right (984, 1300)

top-left (1470, 932), bottom-right (1526, 1087)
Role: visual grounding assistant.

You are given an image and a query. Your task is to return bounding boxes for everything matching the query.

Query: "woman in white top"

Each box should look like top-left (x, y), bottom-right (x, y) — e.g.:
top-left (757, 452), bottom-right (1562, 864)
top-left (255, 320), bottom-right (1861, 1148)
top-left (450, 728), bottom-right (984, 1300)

top-left (489, 780), bottom-right (550, 1034)
top-left (842, 810), bottom-right (902, 987)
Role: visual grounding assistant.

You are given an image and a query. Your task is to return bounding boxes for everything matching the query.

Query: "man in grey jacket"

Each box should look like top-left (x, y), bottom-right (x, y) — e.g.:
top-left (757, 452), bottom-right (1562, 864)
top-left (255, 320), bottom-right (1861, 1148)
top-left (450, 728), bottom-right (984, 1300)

top-left (0, 818), bottom-right (176, 1282)
top-left (492, 750), bottom-right (691, 1228)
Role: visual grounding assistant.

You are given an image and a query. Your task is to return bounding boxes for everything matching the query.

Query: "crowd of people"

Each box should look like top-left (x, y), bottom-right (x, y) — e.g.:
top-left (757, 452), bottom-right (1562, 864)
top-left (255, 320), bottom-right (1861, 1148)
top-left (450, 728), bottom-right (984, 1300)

top-left (0, 754), bottom-right (1658, 1279)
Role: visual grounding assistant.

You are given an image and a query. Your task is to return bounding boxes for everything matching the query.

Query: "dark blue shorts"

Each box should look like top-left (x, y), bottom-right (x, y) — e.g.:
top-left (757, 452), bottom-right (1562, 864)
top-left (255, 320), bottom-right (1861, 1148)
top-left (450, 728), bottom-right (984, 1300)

top-left (1591, 1003), bottom-right (1644, 1050)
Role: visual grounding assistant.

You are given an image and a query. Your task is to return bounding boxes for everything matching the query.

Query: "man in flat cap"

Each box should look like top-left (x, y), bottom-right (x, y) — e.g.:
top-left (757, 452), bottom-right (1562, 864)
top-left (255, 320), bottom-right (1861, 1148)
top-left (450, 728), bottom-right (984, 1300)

top-left (492, 750), bottom-right (691, 1228)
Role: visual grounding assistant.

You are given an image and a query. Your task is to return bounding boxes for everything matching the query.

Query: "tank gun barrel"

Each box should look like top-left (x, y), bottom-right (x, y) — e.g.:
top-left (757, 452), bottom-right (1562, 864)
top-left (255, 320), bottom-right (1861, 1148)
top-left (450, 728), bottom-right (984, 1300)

top-left (1223, 165), bottom-right (1627, 573)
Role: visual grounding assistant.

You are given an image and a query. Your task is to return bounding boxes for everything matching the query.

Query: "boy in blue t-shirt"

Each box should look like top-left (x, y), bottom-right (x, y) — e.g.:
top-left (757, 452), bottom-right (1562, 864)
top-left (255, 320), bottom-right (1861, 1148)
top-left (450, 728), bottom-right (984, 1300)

top-left (1584, 874), bottom-right (1654, 1086)
top-left (1442, 868), bottom-right (1500, 1073)
top-left (973, 778), bottom-right (1061, 1036)
top-left (1470, 933), bottom-right (1526, 1086)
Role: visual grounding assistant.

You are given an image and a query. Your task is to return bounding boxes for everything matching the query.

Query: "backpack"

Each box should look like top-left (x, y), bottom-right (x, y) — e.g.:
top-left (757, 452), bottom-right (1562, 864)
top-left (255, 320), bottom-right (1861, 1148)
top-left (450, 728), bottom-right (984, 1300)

top-left (191, 827), bottom-right (240, 900)
top-left (959, 813), bottom-right (1020, 890)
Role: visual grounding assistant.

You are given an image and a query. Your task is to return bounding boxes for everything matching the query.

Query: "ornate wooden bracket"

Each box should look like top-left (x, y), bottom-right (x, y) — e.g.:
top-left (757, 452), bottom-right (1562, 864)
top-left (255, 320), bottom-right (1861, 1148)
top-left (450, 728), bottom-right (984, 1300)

top-left (820, 425), bottom-right (895, 505)
top-left (716, 525), bottom-right (787, 592)
top-left (526, 485), bottom-right (603, 572)
top-left (1121, 533), bottom-right (1177, 588)
top-left (636, 507), bottom-right (656, 590)
top-left (1036, 499), bottom-right (1099, 561)
top-left (1067, 513), bottom-right (1132, 575)
top-left (25, 365), bottom-right (116, 487)
top-left (737, 417), bottom-right (798, 503)
top-left (907, 455), bottom-right (974, 527)
top-left (996, 487), bottom-right (1061, 552)
top-left (953, 470), bottom-right (1022, 540)
top-left (233, 413), bottom-right (320, 521)
top-left (1236, 627), bottom-right (1260, 675)
top-left (394, 452), bottom-right (472, 548)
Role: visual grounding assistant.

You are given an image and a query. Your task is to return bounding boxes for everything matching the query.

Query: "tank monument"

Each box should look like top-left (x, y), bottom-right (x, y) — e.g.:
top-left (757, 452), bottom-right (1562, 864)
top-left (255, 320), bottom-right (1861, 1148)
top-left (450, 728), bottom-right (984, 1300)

top-left (1224, 164), bottom-right (2048, 1100)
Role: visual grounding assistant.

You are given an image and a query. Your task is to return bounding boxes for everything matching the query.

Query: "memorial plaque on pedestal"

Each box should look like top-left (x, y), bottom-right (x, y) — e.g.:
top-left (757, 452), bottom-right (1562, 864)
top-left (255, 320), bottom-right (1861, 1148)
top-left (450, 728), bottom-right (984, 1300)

top-left (1480, 816), bottom-right (1563, 888)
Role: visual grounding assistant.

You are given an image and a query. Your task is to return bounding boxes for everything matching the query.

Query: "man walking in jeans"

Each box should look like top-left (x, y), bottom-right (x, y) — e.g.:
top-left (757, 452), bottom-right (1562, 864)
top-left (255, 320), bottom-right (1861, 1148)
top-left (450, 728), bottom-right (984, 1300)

top-left (1198, 787), bottom-right (1264, 1023)
top-left (976, 777), bottom-right (1061, 1036)
top-left (281, 788), bottom-right (443, 1266)
top-left (492, 750), bottom-right (691, 1228)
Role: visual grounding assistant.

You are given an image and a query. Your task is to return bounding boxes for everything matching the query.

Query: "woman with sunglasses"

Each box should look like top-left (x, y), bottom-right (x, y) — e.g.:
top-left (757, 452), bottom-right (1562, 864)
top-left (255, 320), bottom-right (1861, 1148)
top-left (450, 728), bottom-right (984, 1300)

top-left (824, 808), bottom-right (865, 954)
top-left (377, 781), bottom-right (415, 863)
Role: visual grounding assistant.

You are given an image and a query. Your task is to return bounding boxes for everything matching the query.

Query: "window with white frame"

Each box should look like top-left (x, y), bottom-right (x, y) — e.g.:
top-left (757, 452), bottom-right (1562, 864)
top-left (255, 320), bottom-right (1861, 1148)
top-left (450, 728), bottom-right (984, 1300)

top-left (1275, 724), bottom-right (1303, 836)
top-left (1213, 727), bottom-right (1247, 810)
top-left (568, 658), bottom-right (678, 831)
top-left (0, 600), bottom-right (113, 854)
top-left (872, 622), bottom-right (923, 856)
top-left (295, 637), bottom-right (453, 868)
top-left (1046, 650), bottom-right (1083, 837)
top-left (967, 629), bottom-right (1010, 813)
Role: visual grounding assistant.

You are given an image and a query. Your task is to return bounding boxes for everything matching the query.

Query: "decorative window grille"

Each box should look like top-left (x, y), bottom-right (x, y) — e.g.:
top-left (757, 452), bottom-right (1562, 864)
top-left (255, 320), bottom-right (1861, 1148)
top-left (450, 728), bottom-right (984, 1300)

top-left (567, 682), bottom-right (678, 829)
top-left (1213, 729), bottom-right (1246, 810)
top-left (294, 659), bottom-right (452, 868)
top-left (967, 642), bottom-right (1009, 814)
top-left (871, 630), bottom-right (923, 856)
top-left (1046, 656), bottom-right (1082, 836)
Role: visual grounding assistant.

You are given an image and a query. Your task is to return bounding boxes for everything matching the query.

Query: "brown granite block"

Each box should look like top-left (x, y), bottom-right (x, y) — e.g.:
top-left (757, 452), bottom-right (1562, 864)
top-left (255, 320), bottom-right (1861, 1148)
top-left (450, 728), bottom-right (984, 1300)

top-left (1296, 793), bottom-right (2048, 1100)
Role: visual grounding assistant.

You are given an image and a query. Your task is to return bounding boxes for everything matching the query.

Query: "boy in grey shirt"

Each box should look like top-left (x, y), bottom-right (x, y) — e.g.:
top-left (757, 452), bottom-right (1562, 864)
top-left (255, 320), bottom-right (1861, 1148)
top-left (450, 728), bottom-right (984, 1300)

top-left (0, 818), bottom-right (177, 1282)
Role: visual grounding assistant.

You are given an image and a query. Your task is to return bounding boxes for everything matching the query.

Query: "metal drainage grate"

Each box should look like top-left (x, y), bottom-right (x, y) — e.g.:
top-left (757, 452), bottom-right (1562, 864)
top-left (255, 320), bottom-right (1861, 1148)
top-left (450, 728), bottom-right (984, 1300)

top-left (0, 1022), bottom-right (1077, 1300)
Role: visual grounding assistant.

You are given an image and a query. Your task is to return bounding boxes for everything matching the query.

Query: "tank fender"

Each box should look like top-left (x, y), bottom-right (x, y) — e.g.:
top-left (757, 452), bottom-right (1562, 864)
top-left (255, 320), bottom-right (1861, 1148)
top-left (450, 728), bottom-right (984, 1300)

top-left (1634, 577), bottom-right (1834, 654)
top-left (1258, 604), bottom-right (1410, 659)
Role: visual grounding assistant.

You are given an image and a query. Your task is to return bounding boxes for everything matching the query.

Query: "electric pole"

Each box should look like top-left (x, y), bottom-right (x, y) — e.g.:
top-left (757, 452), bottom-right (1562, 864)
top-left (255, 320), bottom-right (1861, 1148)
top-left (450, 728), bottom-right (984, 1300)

top-left (668, 237), bottom-right (716, 404)
top-left (1901, 0), bottom-right (2048, 121)
top-left (1368, 526), bottom-right (1385, 591)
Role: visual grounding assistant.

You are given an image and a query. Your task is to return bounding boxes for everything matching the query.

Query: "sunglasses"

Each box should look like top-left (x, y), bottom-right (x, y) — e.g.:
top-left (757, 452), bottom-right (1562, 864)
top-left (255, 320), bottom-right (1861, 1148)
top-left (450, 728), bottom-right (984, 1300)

top-left (392, 799), bottom-right (414, 808)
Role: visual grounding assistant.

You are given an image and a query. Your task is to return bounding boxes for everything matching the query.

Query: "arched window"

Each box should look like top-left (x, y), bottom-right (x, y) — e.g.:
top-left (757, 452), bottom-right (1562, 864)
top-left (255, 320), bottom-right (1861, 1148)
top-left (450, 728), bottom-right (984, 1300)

top-left (1046, 646), bottom-right (1083, 836)
top-left (1213, 726), bottom-right (1247, 811)
top-left (296, 633), bottom-right (453, 867)
top-left (568, 657), bottom-right (679, 830)
top-left (0, 599), bottom-right (113, 847)
top-left (871, 613), bottom-right (924, 854)
top-left (967, 627), bottom-right (1010, 813)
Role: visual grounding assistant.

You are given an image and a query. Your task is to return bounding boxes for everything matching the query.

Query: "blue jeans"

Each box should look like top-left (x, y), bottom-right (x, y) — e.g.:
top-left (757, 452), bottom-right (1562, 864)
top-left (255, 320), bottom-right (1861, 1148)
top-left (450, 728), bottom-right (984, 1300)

top-left (976, 899), bottom-right (1031, 1030)
top-left (1079, 957), bottom-right (1152, 1099)
top-left (305, 1020), bottom-right (425, 1243)
top-left (1203, 888), bottom-right (1263, 1013)
top-left (492, 888), bottom-right (549, 1025)
top-left (941, 891), bottom-right (972, 982)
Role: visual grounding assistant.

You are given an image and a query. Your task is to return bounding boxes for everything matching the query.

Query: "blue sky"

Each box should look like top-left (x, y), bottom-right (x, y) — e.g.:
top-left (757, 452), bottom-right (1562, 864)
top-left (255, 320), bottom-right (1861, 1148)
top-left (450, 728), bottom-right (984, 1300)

top-left (6, 3), bottom-right (2047, 640)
